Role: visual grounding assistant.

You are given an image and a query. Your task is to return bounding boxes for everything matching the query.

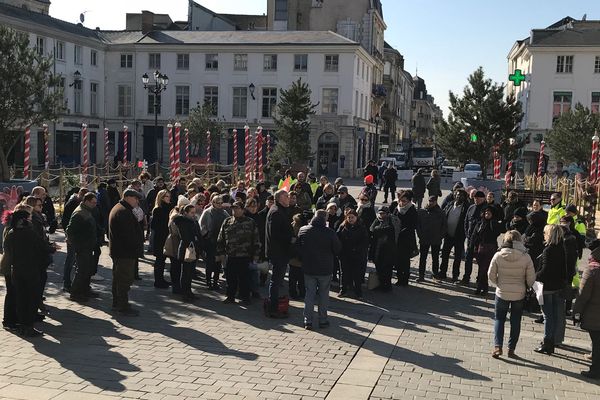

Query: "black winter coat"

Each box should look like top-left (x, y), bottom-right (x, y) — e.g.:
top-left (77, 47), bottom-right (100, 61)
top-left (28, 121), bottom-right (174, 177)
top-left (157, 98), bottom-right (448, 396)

top-left (371, 217), bottom-right (396, 266)
top-left (61, 196), bottom-right (80, 229)
top-left (417, 205), bottom-right (446, 245)
top-left (411, 173), bottom-right (426, 198)
top-left (357, 205), bottom-right (376, 231)
top-left (151, 203), bottom-right (173, 256)
top-left (109, 200), bottom-right (144, 259)
top-left (536, 243), bottom-right (567, 292)
top-left (383, 168), bottom-right (398, 186)
top-left (337, 222), bottom-right (368, 262)
top-left (265, 203), bottom-right (293, 260)
top-left (465, 203), bottom-right (484, 244)
top-left (172, 215), bottom-right (202, 260)
top-left (107, 186), bottom-right (121, 209)
top-left (508, 218), bottom-right (529, 235)
top-left (297, 219), bottom-right (342, 276)
top-left (3, 223), bottom-right (55, 279)
top-left (316, 193), bottom-right (334, 210)
top-left (523, 211), bottom-right (546, 269)
top-left (473, 219), bottom-right (501, 247)
top-left (393, 205), bottom-right (417, 252)
top-left (502, 199), bottom-right (526, 226)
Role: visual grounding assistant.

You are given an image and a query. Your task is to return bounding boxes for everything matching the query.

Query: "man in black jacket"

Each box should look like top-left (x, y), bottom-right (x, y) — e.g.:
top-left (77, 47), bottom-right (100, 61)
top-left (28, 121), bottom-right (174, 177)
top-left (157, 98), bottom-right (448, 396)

top-left (460, 191), bottom-right (486, 284)
top-left (438, 189), bottom-right (469, 281)
top-left (109, 189), bottom-right (144, 316)
top-left (364, 160), bottom-right (379, 187)
top-left (61, 188), bottom-right (88, 292)
top-left (265, 190), bottom-right (294, 317)
top-left (383, 164), bottom-right (398, 203)
top-left (297, 210), bottom-right (342, 329)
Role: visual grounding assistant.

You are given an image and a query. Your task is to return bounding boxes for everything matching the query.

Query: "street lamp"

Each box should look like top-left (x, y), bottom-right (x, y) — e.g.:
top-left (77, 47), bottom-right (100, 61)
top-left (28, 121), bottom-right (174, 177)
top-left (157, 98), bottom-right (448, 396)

top-left (141, 70), bottom-right (169, 163)
top-left (373, 113), bottom-right (381, 160)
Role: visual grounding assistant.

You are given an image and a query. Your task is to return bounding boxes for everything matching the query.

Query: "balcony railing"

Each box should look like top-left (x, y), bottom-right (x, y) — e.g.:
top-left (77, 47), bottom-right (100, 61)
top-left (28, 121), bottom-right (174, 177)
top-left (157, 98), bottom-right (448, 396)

top-left (372, 84), bottom-right (387, 98)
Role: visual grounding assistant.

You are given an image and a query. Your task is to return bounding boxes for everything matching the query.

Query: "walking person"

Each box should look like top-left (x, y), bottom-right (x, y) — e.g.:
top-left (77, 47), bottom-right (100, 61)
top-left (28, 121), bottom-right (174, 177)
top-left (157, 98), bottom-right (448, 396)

top-left (573, 240), bottom-right (600, 379)
top-left (392, 190), bottom-right (418, 286)
top-left (411, 169), bottom-right (426, 209)
top-left (488, 231), bottom-right (536, 358)
top-left (66, 192), bottom-right (99, 303)
top-left (337, 209), bottom-right (368, 299)
top-left (416, 196), bottom-right (446, 282)
top-left (266, 190), bottom-right (294, 318)
top-left (199, 195), bottom-right (230, 290)
top-left (109, 189), bottom-right (144, 316)
top-left (472, 206), bottom-right (501, 295)
top-left (150, 189), bottom-right (173, 288)
top-left (382, 164), bottom-right (397, 204)
top-left (426, 169), bottom-right (442, 199)
top-left (297, 210), bottom-right (342, 329)
top-left (534, 224), bottom-right (567, 355)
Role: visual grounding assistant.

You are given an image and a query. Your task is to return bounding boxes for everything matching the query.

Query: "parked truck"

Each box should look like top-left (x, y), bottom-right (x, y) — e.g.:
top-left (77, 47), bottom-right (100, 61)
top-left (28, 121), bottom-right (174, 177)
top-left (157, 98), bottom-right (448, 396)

top-left (410, 146), bottom-right (437, 172)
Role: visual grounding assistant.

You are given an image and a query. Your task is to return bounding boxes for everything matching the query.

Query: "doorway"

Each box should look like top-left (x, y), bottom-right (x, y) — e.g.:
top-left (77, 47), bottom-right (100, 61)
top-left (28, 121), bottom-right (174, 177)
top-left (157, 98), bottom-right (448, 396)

top-left (317, 132), bottom-right (339, 177)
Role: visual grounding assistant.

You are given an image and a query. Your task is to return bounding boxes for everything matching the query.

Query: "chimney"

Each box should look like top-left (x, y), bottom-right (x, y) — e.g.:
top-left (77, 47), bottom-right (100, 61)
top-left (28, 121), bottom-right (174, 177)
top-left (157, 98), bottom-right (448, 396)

top-left (141, 10), bottom-right (154, 34)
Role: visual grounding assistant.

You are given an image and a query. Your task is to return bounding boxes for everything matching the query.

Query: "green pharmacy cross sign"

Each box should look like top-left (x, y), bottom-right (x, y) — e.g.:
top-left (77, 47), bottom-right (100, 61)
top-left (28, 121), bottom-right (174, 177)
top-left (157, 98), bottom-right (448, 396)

top-left (509, 69), bottom-right (526, 86)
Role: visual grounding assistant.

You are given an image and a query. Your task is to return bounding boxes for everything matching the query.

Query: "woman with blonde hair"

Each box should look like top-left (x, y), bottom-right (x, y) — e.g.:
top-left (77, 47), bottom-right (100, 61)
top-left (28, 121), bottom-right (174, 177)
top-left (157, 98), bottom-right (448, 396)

top-left (488, 230), bottom-right (535, 358)
top-left (150, 189), bottom-right (173, 288)
top-left (534, 224), bottom-right (567, 355)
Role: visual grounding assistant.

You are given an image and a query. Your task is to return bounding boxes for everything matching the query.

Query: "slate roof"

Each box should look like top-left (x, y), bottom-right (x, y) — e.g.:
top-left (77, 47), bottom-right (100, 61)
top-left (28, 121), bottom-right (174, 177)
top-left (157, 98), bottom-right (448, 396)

top-left (530, 19), bottom-right (600, 47)
top-left (0, 2), bottom-right (105, 42)
top-left (103, 30), bottom-right (359, 46)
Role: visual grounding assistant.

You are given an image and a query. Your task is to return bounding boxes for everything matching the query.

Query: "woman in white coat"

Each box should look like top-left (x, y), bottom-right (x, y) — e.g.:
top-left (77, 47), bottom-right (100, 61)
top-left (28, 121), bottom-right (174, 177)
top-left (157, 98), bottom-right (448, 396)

top-left (488, 230), bottom-right (536, 358)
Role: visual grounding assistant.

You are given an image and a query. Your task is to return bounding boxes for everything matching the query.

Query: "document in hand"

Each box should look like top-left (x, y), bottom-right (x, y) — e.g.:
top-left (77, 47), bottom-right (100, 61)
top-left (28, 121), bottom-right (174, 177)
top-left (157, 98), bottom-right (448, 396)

top-left (532, 281), bottom-right (544, 306)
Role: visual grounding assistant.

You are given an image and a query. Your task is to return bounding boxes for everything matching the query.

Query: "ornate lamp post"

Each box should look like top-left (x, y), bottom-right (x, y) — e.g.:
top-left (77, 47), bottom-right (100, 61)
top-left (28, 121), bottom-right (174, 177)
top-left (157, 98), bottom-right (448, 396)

top-left (141, 70), bottom-right (168, 163)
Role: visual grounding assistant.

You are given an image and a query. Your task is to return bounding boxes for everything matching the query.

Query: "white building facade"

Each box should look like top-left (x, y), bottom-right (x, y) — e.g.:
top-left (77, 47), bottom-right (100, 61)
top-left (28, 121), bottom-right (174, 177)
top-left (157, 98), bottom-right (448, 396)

top-left (508, 17), bottom-right (600, 174)
top-left (0, 3), bottom-right (377, 178)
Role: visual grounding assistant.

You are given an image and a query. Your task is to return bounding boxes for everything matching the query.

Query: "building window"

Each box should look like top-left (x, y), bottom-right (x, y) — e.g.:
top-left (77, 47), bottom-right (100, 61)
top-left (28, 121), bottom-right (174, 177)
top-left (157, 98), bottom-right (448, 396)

top-left (593, 92), bottom-right (600, 114)
top-left (552, 91), bottom-right (572, 120)
top-left (274, 0), bottom-right (288, 20)
top-left (149, 53), bottom-right (161, 69)
top-left (147, 88), bottom-right (161, 115)
top-left (90, 50), bottom-right (97, 66)
top-left (595, 56), bottom-right (600, 74)
top-left (204, 86), bottom-right (218, 117)
top-left (55, 41), bottom-right (65, 61)
top-left (294, 54), bottom-right (308, 72)
top-left (73, 80), bottom-right (82, 114)
top-left (325, 54), bottom-right (339, 72)
top-left (118, 85), bottom-right (132, 117)
top-left (57, 77), bottom-right (66, 105)
top-left (322, 88), bottom-right (339, 114)
top-left (120, 54), bottom-right (133, 68)
top-left (262, 88), bottom-right (277, 118)
top-left (205, 54), bottom-right (218, 70)
top-left (90, 82), bottom-right (98, 115)
top-left (175, 86), bottom-right (190, 115)
top-left (556, 55), bottom-right (573, 74)
top-left (74, 45), bottom-right (82, 65)
top-left (263, 54), bottom-right (278, 71)
top-left (232, 87), bottom-right (248, 118)
top-left (176, 53), bottom-right (189, 70)
top-left (35, 37), bottom-right (44, 56)
top-left (234, 54), bottom-right (248, 71)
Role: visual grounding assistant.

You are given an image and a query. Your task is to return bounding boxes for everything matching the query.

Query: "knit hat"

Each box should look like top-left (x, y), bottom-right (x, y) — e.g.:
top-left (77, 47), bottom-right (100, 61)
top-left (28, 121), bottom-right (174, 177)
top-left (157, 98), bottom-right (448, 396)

top-left (474, 191), bottom-right (486, 198)
top-left (514, 207), bottom-right (527, 219)
top-left (177, 195), bottom-right (190, 208)
top-left (565, 204), bottom-right (578, 214)
top-left (364, 175), bottom-right (374, 185)
top-left (337, 186), bottom-right (348, 193)
top-left (378, 205), bottom-right (389, 213)
top-left (123, 189), bottom-right (142, 200)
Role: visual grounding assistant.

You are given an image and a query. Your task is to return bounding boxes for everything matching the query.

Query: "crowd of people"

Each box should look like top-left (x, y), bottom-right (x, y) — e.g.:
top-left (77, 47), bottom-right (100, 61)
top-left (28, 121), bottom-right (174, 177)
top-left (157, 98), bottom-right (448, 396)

top-left (1, 163), bottom-right (600, 379)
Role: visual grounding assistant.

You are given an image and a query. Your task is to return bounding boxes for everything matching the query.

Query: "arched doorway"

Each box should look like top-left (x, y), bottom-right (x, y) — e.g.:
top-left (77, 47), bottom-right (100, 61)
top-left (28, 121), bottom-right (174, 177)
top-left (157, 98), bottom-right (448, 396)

top-left (317, 132), bottom-right (339, 177)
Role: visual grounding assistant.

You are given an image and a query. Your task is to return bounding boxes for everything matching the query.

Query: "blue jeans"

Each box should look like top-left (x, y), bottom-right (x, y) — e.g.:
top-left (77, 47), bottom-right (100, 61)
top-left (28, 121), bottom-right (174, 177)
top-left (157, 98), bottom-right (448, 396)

top-left (541, 292), bottom-right (565, 343)
top-left (494, 296), bottom-right (524, 349)
top-left (268, 256), bottom-right (288, 312)
top-left (303, 274), bottom-right (331, 325)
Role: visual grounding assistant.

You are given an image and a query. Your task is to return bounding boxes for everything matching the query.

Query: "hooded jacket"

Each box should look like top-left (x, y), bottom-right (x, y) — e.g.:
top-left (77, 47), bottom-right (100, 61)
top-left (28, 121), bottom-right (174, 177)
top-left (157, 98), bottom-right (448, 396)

top-left (488, 241), bottom-right (536, 301)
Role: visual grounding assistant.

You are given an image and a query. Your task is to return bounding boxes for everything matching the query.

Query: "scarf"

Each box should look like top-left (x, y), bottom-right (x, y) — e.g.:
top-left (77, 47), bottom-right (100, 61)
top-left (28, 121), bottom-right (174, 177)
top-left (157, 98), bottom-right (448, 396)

top-left (397, 202), bottom-right (413, 215)
top-left (358, 201), bottom-right (371, 211)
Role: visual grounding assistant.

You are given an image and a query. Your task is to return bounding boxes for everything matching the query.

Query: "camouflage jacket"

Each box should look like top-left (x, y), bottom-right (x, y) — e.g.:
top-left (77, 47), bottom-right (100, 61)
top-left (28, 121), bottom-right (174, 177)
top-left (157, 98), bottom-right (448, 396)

top-left (216, 215), bottom-right (260, 258)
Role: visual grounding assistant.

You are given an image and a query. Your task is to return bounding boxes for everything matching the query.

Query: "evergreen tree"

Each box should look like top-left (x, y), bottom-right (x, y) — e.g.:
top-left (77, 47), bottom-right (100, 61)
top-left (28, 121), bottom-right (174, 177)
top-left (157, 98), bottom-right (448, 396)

top-left (183, 102), bottom-right (223, 159)
top-left (545, 103), bottom-right (600, 168)
top-left (272, 78), bottom-right (318, 164)
top-left (0, 26), bottom-right (63, 181)
top-left (435, 67), bottom-right (523, 177)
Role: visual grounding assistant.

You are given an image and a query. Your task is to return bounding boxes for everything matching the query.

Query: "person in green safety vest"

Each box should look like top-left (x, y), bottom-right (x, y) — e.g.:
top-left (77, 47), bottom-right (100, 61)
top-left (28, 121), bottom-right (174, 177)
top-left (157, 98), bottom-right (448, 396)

top-left (308, 173), bottom-right (319, 199)
top-left (547, 192), bottom-right (566, 225)
top-left (278, 169), bottom-right (297, 190)
top-left (565, 204), bottom-right (586, 236)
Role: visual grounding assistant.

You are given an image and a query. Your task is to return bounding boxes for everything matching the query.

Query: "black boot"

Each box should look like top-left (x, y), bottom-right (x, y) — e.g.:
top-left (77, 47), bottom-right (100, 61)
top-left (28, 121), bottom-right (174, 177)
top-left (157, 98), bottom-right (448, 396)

top-left (534, 339), bottom-right (554, 355)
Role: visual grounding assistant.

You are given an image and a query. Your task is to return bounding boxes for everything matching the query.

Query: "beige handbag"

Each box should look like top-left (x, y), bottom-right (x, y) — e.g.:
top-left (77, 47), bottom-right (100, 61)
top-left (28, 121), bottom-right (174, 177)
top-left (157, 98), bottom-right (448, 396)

top-left (184, 243), bottom-right (196, 262)
top-left (163, 223), bottom-right (180, 258)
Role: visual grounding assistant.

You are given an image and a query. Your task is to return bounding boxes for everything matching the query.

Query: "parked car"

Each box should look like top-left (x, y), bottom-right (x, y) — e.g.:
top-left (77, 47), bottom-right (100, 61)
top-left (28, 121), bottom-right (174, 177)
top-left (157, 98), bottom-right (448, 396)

top-left (379, 157), bottom-right (397, 168)
top-left (388, 152), bottom-right (409, 169)
top-left (441, 160), bottom-right (461, 176)
top-left (463, 163), bottom-right (482, 178)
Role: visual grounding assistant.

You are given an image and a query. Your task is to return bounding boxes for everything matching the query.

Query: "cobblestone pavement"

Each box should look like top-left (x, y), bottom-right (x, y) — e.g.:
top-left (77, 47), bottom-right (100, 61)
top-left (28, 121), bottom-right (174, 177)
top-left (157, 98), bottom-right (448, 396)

top-left (0, 182), bottom-right (599, 399)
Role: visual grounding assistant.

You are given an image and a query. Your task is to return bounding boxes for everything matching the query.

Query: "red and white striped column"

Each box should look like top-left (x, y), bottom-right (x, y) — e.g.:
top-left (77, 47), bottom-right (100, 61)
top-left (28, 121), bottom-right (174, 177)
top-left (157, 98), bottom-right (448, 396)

top-left (23, 126), bottom-right (31, 179)
top-left (122, 125), bottom-right (128, 165)
top-left (493, 145), bottom-right (501, 180)
top-left (167, 124), bottom-right (175, 181)
top-left (505, 160), bottom-right (513, 189)
top-left (244, 125), bottom-right (251, 187)
top-left (233, 129), bottom-right (238, 180)
top-left (174, 122), bottom-right (181, 180)
top-left (537, 140), bottom-right (545, 177)
top-left (590, 133), bottom-right (599, 184)
top-left (184, 128), bottom-right (191, 175)
top-left (43, 124), bottom-right (49, 170)
top-left (206, 130), bottom-right (211, 164)
top-left (81, 123), bottom-right (88, 186)
top-left (104, 128), bottom-right (109, 166)
top-left (257, 126), bottom-right (264, 182)
top-left (266, 133), bottom-right (271, 162)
